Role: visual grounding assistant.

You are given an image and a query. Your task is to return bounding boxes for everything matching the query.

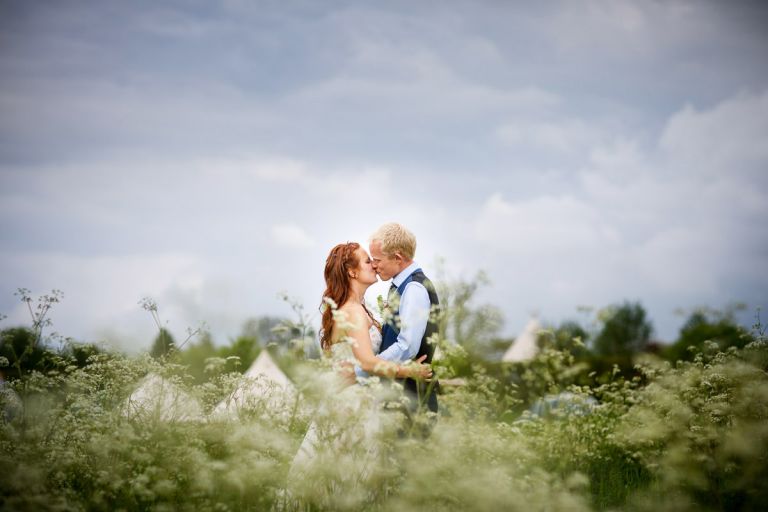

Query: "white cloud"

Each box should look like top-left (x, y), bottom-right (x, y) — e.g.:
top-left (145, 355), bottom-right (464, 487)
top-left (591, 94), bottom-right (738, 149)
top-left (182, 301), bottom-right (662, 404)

top-left (588, 138), bottom-right (645, 172)
top-left (547, 0), bottom-right (700, 55)
top-left (660, 90), bottom-right (768, 176)
top-left (288, 76), bottom-right (560, 121)
top-left (187, 157), bottom-right (393, 204)
top-left (247, 157), bottom-right (310, 183)
top-left (271, 223), bottom-right (315, 249)
top-left (135, 7), bottom-right (220, 38)
top-left (315, 165), bottom-right (393, 203)
top-left (497, 118), bottom-right (604, 154)
top-left (468, 88), bottom-right (768, 337)
top-left (282, 26), bottom-right (560, 121)
top-left (628, 226), bottom-right (722, 295)
top-left (475, 193), bottom-right (619, 253)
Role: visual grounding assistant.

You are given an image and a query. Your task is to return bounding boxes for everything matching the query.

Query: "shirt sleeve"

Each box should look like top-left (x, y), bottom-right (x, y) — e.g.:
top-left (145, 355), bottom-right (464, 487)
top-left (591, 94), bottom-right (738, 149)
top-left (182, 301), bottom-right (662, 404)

top-left (375, 281), bottom-right (430, 363)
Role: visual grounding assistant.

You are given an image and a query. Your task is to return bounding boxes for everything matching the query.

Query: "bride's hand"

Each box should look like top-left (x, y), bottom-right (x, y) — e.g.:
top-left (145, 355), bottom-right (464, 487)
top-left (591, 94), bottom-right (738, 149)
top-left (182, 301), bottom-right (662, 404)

top-left (337, 361), bottom-right (357, 387)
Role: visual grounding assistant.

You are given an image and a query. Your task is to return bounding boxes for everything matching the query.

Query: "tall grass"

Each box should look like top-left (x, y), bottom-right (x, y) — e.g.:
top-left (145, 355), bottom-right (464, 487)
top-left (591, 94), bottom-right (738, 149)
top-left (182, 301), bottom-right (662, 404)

top-left (1, 304), bottom-right (766, 511)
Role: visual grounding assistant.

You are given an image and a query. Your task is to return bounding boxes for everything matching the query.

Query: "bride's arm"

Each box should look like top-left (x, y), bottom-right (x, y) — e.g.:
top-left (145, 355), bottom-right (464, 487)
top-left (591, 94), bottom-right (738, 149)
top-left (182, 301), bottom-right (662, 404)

top-left (343, 306), bottom-right (431, 380)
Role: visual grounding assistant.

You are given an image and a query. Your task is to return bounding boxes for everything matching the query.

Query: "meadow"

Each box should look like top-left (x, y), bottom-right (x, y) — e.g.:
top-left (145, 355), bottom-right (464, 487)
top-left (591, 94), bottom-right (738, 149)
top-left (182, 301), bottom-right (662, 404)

top-left (1, 288), bottom-right (766, 511)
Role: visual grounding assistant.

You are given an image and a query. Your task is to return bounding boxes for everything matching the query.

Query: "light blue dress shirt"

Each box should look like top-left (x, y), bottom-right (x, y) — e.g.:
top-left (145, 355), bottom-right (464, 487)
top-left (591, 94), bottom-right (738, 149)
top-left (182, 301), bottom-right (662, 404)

top-left (355, 261), bottom-right (431, 378)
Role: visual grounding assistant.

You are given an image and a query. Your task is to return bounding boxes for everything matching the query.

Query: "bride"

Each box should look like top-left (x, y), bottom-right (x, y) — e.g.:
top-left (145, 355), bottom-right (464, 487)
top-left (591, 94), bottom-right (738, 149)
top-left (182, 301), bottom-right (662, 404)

top-left (286, 242), bottom-right (432, 502)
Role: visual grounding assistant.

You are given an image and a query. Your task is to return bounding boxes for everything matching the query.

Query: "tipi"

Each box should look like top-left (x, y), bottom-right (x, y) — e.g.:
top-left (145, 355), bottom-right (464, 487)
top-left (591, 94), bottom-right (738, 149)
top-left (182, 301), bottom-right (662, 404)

top-left (123, 372), bottom-right (203, 422)
top-left (212, 350), bottom-right (295, 419)
top-left (244, 350), bottom-right (292, 387)
top-left (502, 317), bottom-right (541, 362)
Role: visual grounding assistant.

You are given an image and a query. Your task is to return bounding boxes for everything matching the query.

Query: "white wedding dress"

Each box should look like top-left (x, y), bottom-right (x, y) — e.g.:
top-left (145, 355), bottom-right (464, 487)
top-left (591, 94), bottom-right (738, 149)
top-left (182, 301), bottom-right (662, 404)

top-left (368, 323), bottom-right (382, 355)
top-left (285, 326), bottom-right (388, 504)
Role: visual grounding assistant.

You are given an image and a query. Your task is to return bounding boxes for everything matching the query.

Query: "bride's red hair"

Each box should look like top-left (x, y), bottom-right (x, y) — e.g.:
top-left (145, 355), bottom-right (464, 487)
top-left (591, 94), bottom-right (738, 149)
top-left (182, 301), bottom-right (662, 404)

top-left (320, 242), bottom-right (380, 350)
top-left (320, 242), bottom-right (361, 350)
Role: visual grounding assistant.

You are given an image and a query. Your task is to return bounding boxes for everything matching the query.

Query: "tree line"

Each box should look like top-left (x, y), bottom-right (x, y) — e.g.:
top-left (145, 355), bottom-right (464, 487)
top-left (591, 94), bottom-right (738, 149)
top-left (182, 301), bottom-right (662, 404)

top-left (0, 284), bottom-right (756, 387)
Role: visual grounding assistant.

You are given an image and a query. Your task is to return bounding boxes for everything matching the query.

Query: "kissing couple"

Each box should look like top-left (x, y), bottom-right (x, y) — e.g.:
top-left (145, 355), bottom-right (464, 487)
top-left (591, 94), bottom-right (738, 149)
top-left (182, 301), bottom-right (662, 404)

top-left (322, 221), bottom-right (439, 411)
top-left (287, 222), bottom-right (440, 498)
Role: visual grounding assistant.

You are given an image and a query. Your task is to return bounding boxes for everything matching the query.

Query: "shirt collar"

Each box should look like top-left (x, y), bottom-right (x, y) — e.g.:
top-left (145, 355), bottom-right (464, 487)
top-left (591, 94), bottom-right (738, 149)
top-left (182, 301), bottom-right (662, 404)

top-left (392, 261), bottom-right (420, 287)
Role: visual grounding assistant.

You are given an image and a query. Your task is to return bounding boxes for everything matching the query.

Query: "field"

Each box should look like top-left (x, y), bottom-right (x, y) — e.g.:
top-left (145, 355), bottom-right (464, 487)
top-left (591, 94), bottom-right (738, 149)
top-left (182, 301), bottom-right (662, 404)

top-left (1, 293), bottom-right (767, 511)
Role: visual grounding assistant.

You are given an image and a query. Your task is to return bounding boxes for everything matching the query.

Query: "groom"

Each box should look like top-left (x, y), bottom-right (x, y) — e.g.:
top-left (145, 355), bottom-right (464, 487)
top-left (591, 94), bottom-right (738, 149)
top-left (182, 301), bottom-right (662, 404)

top-left (367, 222), bottom-right (439, 414)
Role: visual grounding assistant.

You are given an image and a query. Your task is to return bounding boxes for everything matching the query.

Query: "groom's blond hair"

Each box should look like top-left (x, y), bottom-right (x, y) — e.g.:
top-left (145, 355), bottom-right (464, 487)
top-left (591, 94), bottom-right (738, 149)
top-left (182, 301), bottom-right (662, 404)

top-left (370, 222), bottom-right (417, 260)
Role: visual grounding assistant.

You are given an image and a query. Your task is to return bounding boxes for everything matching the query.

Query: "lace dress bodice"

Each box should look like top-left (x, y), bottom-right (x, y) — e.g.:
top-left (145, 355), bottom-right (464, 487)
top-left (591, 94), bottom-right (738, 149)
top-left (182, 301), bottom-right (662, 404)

top-left (329, 324), bottom-right (382, 362)
top-left (369, 325), bottom-right (382, 355)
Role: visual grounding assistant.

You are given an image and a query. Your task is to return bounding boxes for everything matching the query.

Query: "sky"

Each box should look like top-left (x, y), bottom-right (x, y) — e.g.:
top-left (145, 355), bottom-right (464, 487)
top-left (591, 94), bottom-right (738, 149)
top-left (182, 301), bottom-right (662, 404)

top-left (1, 0), bottom-right (767, 351)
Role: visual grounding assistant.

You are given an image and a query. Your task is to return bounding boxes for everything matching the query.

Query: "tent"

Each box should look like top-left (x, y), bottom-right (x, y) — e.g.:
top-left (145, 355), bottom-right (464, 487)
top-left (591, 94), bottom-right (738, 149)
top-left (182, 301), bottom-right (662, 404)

top-left (502, 317), bottom-right (541, 363)
top-left (123, 372), bottom-right (203, 422)
top-left (244, 350), bottom-right (293, 387)
top-left (212, 350), bottom-right (296, 420)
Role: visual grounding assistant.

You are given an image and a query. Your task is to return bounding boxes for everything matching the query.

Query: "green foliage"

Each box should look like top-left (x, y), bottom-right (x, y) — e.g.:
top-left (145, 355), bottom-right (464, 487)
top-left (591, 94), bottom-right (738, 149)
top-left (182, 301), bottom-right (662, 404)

top-left (240, 316), bottom-right (285, 347)
top-left (1, 289), bottom-right (74, 380)
top-left (618, 342), bottom-right (768, 511)
top-left (542, 320), bottom-right (591, 356)
top-left (2, 289), bottom-right (766, 511)
top-left (174, 331), bottom-right (260, 384)
top-left (664, 308), bottom-right (752, 363)
top-left (433, 267), bottom-right (504, 362)
top-left (0, 327), bottom-right (104, 381)
top-left (150, 328), bottom-right (176, 359)
top-left (0, 353), bottom-right (293, 511)
top-left (593, 301), bottom-right (653, 359)
top-left (0, 327), bottom-right (44, 380)
top-left (14, 288), bottom-right (63, 346)
top-left (174, 332), bottom-right (218, 383)
top-left (501, 343), bottom-right (591, 412)
top-left (4, 334), bottom-right (765, 511)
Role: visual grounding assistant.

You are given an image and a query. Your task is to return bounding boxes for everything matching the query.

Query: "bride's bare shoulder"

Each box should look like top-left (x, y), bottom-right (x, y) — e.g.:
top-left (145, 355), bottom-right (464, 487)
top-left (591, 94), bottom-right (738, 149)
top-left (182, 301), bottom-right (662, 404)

top-left (337, 302), bottom-right (367, 328)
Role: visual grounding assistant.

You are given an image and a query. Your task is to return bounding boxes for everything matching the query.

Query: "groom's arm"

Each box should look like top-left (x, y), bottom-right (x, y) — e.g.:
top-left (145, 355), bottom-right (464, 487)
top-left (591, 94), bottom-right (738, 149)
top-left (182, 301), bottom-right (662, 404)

top-left (376, 282), bottom-right (430, 363)
top-left (354, 282), bottom-right (430, 378)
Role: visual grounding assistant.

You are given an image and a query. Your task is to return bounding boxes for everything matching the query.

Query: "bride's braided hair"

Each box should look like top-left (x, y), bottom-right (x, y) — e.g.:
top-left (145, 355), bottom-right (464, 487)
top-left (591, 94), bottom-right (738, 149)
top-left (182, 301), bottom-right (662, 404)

top-left (320, 242), bottom-right (379, 351)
